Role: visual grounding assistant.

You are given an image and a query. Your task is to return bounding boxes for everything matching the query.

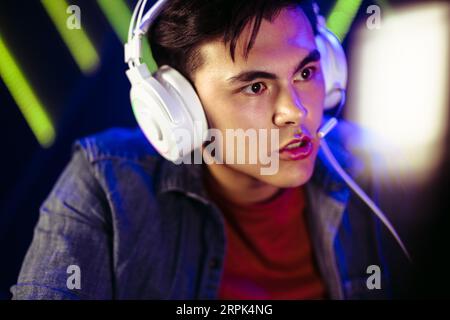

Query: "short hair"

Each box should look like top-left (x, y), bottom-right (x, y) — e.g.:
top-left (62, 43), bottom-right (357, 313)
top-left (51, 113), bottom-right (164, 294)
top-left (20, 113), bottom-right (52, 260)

top-left (148, 0), bottom-right (317, 82)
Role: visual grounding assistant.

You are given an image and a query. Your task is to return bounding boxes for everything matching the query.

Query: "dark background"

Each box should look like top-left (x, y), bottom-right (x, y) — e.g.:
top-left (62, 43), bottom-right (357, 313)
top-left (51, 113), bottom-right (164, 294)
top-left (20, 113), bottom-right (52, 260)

top-left (0, 0), bottom-right (448, 299)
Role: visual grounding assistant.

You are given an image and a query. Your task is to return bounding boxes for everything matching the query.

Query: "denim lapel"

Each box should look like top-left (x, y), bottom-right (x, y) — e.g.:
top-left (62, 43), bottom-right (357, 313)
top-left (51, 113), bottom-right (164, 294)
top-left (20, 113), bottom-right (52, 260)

top-left (304, 135), bottom-right (366, 299)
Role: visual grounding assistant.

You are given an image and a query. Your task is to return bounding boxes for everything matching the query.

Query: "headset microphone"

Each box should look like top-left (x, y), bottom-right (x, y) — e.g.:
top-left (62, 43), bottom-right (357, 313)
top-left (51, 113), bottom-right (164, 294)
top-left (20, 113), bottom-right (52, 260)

top-left (317, 117), bottom-right (338, 139)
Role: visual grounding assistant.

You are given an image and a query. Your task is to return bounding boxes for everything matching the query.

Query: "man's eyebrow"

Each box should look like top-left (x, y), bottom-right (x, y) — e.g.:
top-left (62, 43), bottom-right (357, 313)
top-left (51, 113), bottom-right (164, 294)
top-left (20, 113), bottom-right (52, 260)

top-left (226, 49), bottom-right (321, 84)
top-left (292, 49), bottom-right (321, 75)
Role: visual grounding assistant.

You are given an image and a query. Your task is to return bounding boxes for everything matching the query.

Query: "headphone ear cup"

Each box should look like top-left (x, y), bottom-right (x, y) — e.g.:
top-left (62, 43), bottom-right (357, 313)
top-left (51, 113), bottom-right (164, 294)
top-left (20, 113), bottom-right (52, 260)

top-left (127, 64), bottom-right (198, 162)
top-left (129, 77), bottom-right (179, 160)
top-left (315, 27), bottom-right (348, 109)
top-left (155, 65), bottom-right (208, 148)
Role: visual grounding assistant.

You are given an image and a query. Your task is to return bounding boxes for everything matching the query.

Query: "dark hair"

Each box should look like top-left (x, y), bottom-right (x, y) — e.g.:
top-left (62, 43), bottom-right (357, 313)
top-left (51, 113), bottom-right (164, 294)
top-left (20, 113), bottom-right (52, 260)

top-left (148, 0), bottom-right (317, 82)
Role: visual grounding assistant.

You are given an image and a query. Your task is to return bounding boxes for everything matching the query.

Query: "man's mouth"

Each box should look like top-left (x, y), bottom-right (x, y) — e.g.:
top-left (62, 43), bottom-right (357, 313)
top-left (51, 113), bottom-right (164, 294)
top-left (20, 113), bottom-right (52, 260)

top-left (279, 135), bottom-right (313, 161)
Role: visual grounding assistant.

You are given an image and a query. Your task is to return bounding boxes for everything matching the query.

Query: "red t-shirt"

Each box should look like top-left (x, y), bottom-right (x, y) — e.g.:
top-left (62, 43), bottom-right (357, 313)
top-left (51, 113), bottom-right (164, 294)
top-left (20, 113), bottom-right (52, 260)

top-left (207, 186), bottom-right (327, 299)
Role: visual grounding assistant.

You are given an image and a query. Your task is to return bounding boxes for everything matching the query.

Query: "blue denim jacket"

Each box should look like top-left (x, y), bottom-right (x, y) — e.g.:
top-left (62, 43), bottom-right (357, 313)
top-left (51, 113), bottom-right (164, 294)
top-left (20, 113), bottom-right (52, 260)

top-left (11, 121), bottom-right (410, 299)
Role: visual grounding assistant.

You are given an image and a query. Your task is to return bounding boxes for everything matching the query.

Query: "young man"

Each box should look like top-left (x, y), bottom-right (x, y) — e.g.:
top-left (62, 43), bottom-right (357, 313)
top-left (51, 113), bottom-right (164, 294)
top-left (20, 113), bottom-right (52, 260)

top-left (12, 0), bottom-right (409, 299)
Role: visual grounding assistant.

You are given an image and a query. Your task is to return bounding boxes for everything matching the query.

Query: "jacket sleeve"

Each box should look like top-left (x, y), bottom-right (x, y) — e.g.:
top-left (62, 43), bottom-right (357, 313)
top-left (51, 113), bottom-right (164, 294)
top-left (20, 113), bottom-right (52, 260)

top-left (11, 147), bottom-right (114, 299)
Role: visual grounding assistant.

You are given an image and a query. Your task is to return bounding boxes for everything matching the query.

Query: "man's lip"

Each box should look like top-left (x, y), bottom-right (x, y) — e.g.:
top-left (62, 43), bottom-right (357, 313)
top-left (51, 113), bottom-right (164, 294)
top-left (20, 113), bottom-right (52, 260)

top-left (279, 135), bottom-right (312, 151)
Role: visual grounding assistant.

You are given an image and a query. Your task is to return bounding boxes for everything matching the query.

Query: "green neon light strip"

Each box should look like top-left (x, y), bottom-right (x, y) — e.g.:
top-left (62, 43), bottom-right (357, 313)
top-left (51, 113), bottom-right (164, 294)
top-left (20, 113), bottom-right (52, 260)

top-left (97, 0), bottom-right (158, 72)
top-left (41, 0), bottom-right (100, 74)
top-left (326, 0), bottom-right (363, 42)
top-left (0, 35), bottom-right (56, 147)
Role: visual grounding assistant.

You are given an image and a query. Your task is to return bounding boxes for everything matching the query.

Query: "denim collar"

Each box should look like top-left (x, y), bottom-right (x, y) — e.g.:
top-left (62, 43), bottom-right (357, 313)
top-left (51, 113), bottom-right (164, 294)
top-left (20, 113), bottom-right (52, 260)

top-left (155, 149), bottom-right (211, 205)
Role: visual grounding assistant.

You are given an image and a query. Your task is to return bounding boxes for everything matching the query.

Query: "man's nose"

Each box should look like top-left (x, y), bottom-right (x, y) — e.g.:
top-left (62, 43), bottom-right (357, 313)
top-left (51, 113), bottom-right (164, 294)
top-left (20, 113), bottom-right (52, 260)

top-left (272, 86), bottom-right (307, 127)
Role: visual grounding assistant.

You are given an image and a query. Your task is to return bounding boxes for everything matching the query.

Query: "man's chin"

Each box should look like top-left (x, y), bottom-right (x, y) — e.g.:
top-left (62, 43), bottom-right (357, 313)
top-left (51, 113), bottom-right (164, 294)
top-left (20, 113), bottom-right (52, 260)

top-left (257, 167), bottom-right (315, 189)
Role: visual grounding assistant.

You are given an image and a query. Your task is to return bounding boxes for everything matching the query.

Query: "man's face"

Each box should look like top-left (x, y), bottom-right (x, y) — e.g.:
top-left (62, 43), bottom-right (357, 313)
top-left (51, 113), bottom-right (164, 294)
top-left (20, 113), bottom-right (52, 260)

top-left (193, 7), bottom-right (325, 188)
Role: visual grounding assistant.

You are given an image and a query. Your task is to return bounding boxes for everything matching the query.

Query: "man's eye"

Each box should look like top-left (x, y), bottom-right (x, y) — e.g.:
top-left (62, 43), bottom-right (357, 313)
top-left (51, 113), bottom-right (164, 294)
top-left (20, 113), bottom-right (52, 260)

top-left (298, 66), bottom-right (317, 81)
top-left (242, 82), bottom-right (267, 95)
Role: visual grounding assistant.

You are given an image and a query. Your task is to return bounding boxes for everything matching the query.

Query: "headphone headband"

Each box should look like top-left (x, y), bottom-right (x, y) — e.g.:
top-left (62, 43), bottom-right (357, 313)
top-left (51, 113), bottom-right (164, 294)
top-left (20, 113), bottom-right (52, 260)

top-left (125, 0), bottom-right (169, 66)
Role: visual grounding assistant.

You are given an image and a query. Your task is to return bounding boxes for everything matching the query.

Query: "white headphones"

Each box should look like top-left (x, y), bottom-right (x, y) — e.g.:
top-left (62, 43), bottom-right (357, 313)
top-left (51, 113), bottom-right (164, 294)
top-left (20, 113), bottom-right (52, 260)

top-left (125, 0), bottom-right (348, 163)
top-left (124, 0), bottom-right (412, 262)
